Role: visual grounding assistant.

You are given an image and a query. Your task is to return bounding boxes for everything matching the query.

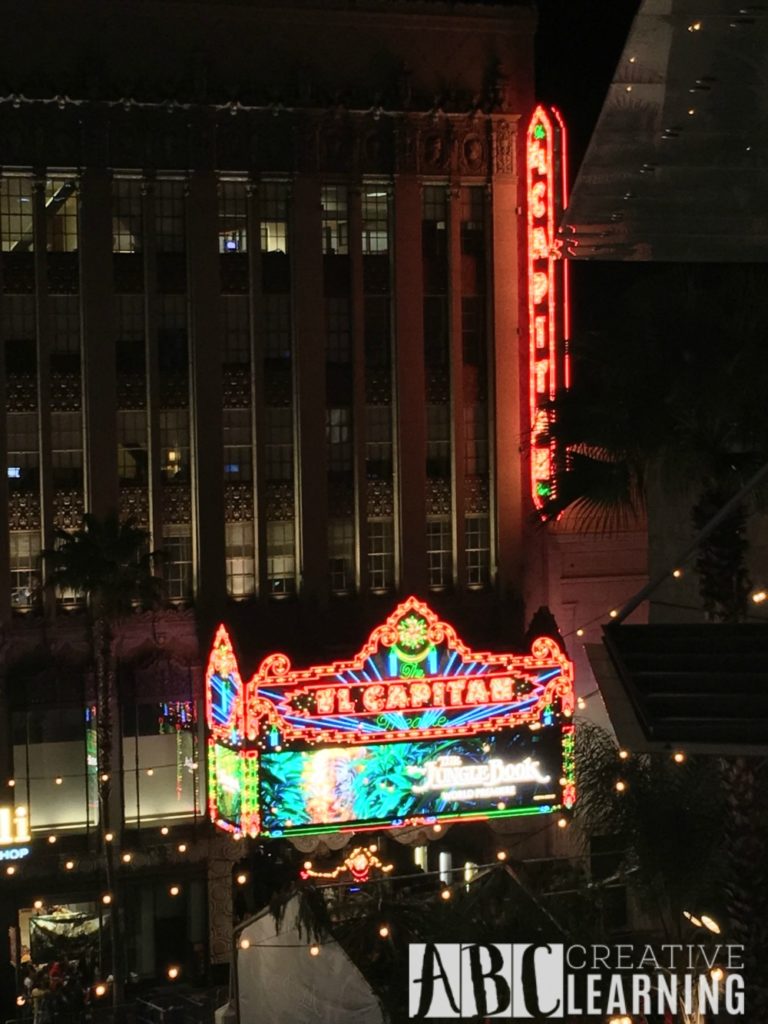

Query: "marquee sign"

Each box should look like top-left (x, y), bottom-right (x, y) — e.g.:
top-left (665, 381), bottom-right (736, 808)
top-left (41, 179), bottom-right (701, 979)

top-left (527, 104), bottom-right (569, 512)
top-left (206, 597), bottom-right (575, 838)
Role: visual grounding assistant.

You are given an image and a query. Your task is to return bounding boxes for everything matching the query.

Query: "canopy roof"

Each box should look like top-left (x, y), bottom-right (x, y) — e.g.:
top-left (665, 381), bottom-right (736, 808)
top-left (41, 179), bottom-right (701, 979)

top-left (561, 0), bottom-right (768, 260)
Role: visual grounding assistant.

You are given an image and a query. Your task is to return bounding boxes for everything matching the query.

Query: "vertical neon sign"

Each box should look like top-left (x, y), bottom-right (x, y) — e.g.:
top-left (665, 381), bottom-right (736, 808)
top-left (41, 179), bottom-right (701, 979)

top-left (527, 105), bottom-right (569, 511)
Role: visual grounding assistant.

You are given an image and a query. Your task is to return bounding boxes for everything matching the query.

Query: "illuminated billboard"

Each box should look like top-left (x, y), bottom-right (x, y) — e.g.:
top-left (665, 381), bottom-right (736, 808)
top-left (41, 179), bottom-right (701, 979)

top-left (206, 597), bottom-right (575, 838)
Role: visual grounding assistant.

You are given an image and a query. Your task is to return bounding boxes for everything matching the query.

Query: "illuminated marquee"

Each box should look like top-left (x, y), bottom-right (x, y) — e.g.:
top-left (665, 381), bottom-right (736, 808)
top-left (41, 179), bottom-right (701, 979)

top-left (527, 105), bottom-right (569, 511)
top-left (206, 597), bottom-right (575, 838)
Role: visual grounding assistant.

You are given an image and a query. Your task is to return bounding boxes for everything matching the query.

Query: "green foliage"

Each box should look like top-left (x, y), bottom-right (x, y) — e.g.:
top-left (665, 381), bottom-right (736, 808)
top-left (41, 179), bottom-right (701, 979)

top-left (43, 512), bottom-right (164, 619)
top-left (542, 266), bottom-right (768, 615)
top-left (573, 722), bottom-right (727, 936)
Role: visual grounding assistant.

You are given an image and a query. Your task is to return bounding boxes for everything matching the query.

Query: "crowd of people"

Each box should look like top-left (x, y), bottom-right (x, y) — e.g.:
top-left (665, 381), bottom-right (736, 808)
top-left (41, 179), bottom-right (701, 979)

top-left (18, 959), bottom-right (109, 1023)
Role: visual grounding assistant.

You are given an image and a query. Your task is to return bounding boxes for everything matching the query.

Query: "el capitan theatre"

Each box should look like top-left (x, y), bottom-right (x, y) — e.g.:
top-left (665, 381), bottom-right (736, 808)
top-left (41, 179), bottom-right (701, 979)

top-left (205, 597), bottom-right (575, 839)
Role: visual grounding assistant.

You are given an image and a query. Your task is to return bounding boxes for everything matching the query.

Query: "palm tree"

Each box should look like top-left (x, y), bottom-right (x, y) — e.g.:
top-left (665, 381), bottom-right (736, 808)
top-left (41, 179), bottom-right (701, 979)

top-left (44, 513), bottom-right (163, 1014)
top-left (542, 264), bottom-right (768, 620)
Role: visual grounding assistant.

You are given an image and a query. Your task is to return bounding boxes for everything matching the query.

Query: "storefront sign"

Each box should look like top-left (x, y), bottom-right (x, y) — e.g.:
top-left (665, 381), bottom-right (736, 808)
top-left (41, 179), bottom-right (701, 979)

top-left (527, 104), bottom-right (569, 512)
top-left (206, 597), bottom-right (575, 838)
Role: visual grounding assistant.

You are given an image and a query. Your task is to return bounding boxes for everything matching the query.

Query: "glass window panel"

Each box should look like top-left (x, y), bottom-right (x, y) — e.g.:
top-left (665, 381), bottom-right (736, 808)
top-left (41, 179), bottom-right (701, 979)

top-left (0, 177), bottom-right (34, 251)
top-left (219, 180), bottom-right (248, 254)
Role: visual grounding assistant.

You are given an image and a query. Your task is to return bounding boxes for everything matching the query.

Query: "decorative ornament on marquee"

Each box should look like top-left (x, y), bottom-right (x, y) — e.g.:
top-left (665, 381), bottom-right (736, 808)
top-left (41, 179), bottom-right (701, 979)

top-left (526, 105), bottom-right (570, 513)
top-left (299, 845), bottom-right (394, 884)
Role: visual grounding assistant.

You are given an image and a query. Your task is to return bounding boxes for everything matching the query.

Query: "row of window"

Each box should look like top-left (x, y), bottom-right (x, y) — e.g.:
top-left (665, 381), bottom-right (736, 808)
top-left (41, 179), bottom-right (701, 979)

top-left (0, 178), bottom-right (392, 256)
top-left (8, 514), bottom-right (490, 608)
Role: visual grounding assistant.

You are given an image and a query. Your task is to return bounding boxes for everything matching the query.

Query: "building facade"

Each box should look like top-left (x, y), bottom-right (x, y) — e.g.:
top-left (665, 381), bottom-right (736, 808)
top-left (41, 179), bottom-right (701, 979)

top-left (0, 0), bottom-right (589, 994)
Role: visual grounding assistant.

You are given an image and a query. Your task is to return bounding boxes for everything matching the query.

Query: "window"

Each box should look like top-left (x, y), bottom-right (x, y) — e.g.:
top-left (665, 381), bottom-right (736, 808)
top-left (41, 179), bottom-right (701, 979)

top-left (427, 517), bottom-right (452, 590)
top-left (327, 407), bottom-right (352, 474)
top-left (264, 294), bottom-right (291, 359)
top-left (367, 519), bottom-right (394, 592)
top-left (116, 295), bottom-right (146, 379)
top-left (13, 706), bottom-right (96, 831)
top-left (465, 403), bottom-right (488, 476)
top-left (225, 522), bottom-right (255, 598)
top-left (364, 297), bottom-right (390, 368)
top-left (113, 178), bottom-right (143, 253)
top-left (362, 188), bottom-right (389, 254)
top-left (0, 177), bottom-right (34, 251)
top-left (163, 525), bottom-right (193, 601)
top-left (51, 411), bottom-right (83, 489)
top-left (466, 515), bottom-right (490, 588)
top-left (158, 295), bottom-right (188, 376)
top-left (424, 297), bottom-right (448, 367)
top-left (326, 297), bottom-right (351, 364)
top-left (365, 405), bottom-right (392, 478)
top-left (461, 186), bottom-right (485, 255)
top-left (219, 180), bottom-right (248, 253)
top-left (10, 531), bottom-right (40, 609)
top-left (422, 185), bottom-right (447, 260)
top-left (50, 295), bottom-right (80, 354)
top-left (223, 408), bottom-right (252, 481)
top-left (122, 702), bottom-right (198, 826)
top-left (45, 177), bottom-right (78, 252)
top-left (154, 180), bottom-right (186, 253)
top-left (160, 410), bottom-right (190, 483)
top-left (259, 182), bottom-right (289, 254)
top-left (117, 410), bottom-right (148, 484)
top-left (321, 185), bottom-right (348, 255)
top-left (266, 521), bottom-right (295, 596)
top-left (329, 519), bottom-right (354, 595)
top-left (7, 412), bottom-right (39, 489)
top-left (462, 296), bottom-right (485, 367)
top-left (265, 407), bottom-right (293, 481)
top-left (427, 404), bottom-right (450, 478)
top-left (222, 296), bottom-right (250, 364)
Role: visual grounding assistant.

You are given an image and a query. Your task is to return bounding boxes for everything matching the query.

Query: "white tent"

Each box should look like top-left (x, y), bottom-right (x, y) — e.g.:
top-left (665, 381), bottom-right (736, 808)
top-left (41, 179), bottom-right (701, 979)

top-left (234, 894), bottom-right (385, 1024)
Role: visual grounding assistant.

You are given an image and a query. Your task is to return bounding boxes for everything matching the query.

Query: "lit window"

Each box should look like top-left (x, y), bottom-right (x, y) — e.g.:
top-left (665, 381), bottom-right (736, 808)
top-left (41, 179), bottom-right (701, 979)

top-left (427, 517), bottom-right (452, 591)
top-left (163, 525), bottom-right (193, 602)
top-left (7, 412), bottom-right (39, 490)
top-left (362, 188), bottom-right (389, 254)
top-left (112, 178), bottom-right (143, 253)
top-left (160, 410), bottom-right (190, 483)
top-left (327, 407), bottom-right (352, 474)
top-left (223, 408), bottom-right (252, 481)
top-left (329, 519), bottom-right (354, 595)
top-left (0, 177), bottom-right (34, 252)
top-left (259, 182), bottom-right (289, 254)
top-left (117, 410), bottom-right (148, 485)
top-left (326, 297), bottom-right (351, 364)
top-left (45, 177), bottom-right (78, 253)
top-left (154, 180), bottom-right (186, 253)
top-left (225, 522), bottom-right (255, 598)
top-left (465, 515), bottom-right (490, 588)
top-left (266, 521), bottom-right (295, 596)
top-left (9, 531), bottom-right (40, 609)
top-left (321, 185), bottom-right (348, 255)
top-left (367, 519), bottom-right (394, 593)
top-left (219, 180), bottom-right (248, 254)
top-left (265, 407), bottom-right (293, 481)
